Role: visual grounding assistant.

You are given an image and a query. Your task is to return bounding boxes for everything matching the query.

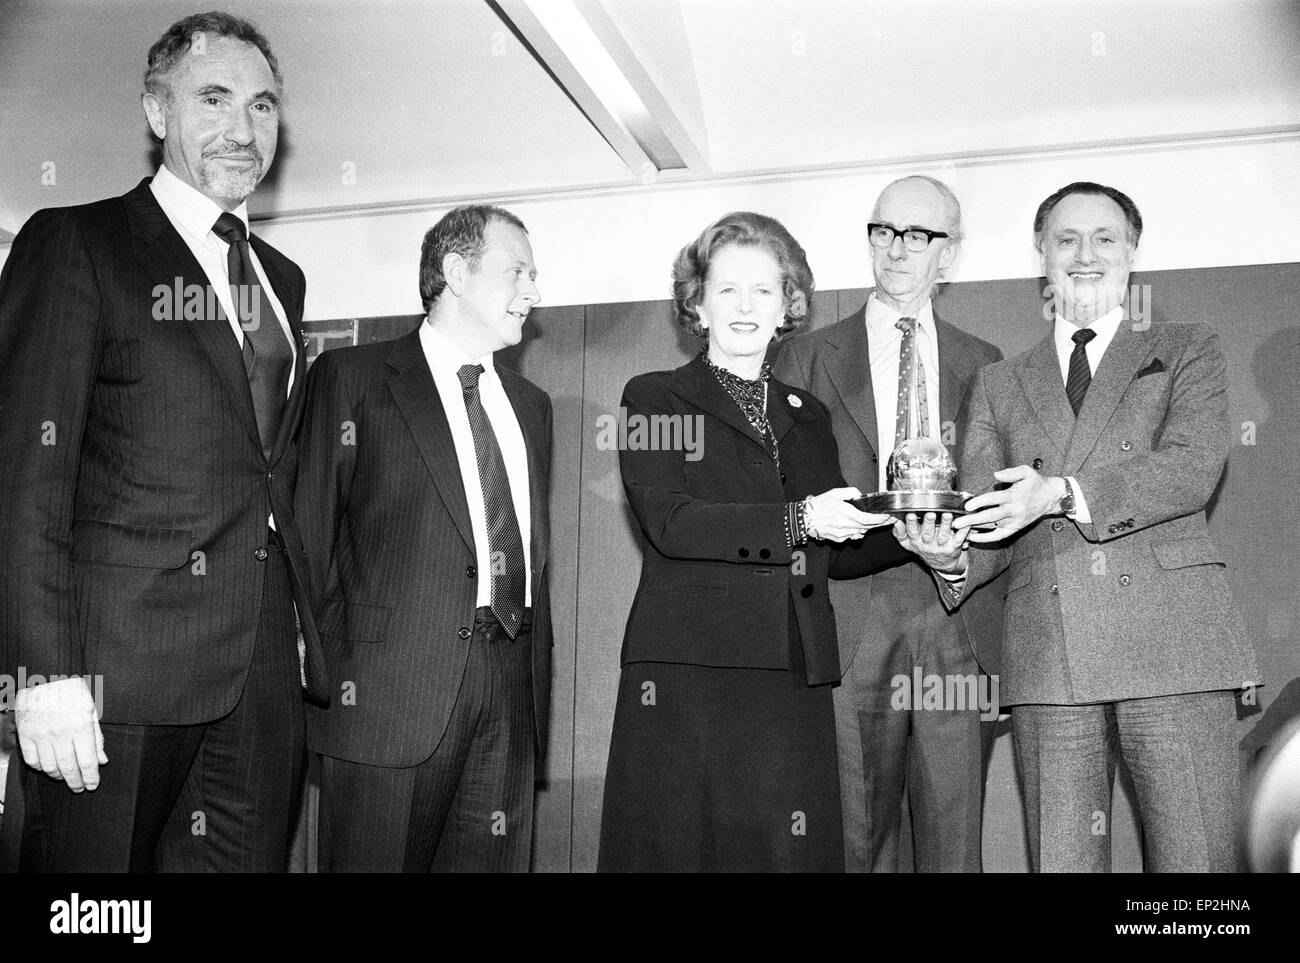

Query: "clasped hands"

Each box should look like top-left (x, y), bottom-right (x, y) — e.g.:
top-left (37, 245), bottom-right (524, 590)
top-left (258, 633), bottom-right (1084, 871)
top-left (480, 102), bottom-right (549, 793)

top-left (891, 465), bottom-right (1066, 573)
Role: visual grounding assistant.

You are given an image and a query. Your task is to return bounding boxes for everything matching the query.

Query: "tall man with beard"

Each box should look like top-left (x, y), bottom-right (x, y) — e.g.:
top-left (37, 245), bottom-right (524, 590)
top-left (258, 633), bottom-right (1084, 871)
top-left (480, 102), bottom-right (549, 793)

top-left (0, 12), bottom-right (325, 871)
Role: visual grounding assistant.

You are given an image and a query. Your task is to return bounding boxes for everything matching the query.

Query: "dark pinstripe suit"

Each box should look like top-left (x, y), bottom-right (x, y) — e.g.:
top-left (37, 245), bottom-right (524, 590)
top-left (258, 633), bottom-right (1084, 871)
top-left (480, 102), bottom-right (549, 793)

top-left (0, 180), bottom-right (327, 871)
top-left (295, 329), bottom-right (553, 871)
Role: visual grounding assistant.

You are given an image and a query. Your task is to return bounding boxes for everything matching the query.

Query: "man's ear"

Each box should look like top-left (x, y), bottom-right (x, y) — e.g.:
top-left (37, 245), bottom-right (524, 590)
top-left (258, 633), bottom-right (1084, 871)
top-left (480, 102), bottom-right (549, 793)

top-left (442, 252), bottom-right (467, 297)
top-left (939, 239), bottom-right (959, 271)
top-left (141, 92), bottom-right (167, 140)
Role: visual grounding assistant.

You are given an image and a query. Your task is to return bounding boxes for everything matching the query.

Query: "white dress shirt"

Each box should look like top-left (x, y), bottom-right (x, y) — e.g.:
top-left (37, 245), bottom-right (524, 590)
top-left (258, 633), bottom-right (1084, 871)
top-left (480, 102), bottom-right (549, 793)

top-left (865, 293), bottom-right (943, 491)
top-left (1050, 305), bottom-right (1125, 523)
top-left (149, 164), bottom-right (297, 395)
top-left (419, 322), bottom-right (533, 607)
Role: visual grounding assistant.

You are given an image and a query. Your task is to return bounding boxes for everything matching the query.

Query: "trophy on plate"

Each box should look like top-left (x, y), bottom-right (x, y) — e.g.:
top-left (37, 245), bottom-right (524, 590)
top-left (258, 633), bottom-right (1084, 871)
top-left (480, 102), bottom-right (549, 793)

top-left (852, 319), bottom-right (972, 517)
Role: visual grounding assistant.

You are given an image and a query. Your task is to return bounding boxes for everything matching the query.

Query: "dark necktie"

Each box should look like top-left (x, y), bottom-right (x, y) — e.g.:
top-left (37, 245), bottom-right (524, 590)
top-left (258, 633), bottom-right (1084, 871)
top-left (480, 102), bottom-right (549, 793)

top-left (212, 212), bottom-right (292, 457)
top-left (894, 316), bottom-right (931, 444)
top-left (457, 364), bottom-right (526, 638)
top-left (1065, 327), bottom-right (1098, 416)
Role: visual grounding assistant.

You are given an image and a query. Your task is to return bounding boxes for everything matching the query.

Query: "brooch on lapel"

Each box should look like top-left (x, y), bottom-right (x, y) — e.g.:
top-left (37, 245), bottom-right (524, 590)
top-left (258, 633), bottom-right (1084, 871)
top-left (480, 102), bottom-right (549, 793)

top-left (787, 394), bottom-right (802, 408)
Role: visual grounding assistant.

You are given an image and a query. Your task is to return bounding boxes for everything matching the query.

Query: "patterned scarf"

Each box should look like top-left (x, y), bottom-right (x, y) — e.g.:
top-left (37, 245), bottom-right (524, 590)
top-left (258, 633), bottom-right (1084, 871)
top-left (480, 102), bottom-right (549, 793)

top-left (701, 350), bottom-right (779, 463)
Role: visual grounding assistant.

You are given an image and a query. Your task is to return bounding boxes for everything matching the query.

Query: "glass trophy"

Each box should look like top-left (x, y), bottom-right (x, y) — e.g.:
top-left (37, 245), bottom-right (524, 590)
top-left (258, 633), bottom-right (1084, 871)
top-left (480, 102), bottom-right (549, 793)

top-left (851, 342), bottom-right (971, 517)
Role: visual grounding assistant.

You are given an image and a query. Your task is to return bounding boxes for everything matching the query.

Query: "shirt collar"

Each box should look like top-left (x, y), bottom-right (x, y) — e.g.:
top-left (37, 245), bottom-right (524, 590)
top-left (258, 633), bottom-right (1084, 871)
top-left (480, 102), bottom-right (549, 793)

top-left (150, 164), bottom-right (250, 243)
top-left (1053, 304), bottom-right (1124, 350)
top-left (865, 291), bottom-right (935, 342)
top-left (421, 321), bottom-right (496, 381)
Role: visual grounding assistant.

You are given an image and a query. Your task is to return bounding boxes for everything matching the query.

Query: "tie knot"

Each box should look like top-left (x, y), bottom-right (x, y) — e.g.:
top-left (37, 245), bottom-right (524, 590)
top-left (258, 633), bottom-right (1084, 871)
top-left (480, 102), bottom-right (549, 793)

top-left (458, 363), bottom-right (485, 391)
top-left (212, 212), bottom-right (248, 245)
top-left (895, 316), bottom-right (917, 335)
top-left (1072, 327), bottom-right (1097, 346)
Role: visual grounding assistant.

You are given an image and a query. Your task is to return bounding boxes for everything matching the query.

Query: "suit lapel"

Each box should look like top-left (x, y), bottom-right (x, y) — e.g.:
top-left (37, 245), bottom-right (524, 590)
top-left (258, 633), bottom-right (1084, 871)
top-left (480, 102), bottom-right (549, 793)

top-left (499, 368), bottom-right (549, 571)
top-left (669, 355), bottom-right (771, 453)
top-left (1064, 323), bottom-right (1154, 473)
top-left (933, 315), bottom-right (966, 435)
top-left (124, 181), bottom-right (262, 455)
top-left (1016, 333), bottom-right (1075, 464)
top-left (822, 307), bottom-right (880, 458)
top-left (385, 331), bottom-right (476, 555)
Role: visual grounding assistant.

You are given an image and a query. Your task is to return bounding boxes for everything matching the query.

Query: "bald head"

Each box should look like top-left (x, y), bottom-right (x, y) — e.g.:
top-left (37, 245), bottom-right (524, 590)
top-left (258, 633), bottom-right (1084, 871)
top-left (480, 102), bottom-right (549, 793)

top-left (867, 175), bottom-right (963, 314)
top-left (872, 176), bottom-right (963, 241)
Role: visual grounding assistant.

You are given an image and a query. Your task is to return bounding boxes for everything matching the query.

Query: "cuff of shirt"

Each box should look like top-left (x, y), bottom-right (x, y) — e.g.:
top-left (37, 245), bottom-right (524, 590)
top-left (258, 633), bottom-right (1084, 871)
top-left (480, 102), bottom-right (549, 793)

top-left (1066, 475), bottom-right (1091, 523)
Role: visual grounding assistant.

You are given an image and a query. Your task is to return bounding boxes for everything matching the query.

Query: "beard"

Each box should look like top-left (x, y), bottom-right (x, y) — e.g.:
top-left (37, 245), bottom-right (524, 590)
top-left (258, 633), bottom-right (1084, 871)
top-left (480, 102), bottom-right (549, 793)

top-left (198, 146), bottom-right (266, 202)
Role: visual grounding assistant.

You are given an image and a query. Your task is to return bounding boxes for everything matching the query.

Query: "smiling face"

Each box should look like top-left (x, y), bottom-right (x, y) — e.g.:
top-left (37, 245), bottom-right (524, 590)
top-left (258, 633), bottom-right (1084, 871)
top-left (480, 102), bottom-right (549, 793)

top-left (458, 218), bottom-right (540, 354)
top-left (1039, 192), bottom-right (1136, 324)
top-left (141, 34), bottom-right (280, 210)
top-left (699, 243), bottom-right (785, 377)
top-left (869, 178), bottom-right (959, 315)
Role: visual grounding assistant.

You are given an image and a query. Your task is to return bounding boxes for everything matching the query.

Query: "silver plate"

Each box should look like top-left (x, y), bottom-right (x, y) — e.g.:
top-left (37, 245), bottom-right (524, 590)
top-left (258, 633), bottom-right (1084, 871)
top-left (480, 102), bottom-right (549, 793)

top-left (851, 489), bottom-right (972, 516)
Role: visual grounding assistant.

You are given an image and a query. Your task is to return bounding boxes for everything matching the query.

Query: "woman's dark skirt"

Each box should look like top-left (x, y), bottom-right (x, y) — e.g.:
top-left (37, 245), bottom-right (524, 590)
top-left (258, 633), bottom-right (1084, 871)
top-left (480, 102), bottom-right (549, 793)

top-left (597, 618), bottom-right (843, 872)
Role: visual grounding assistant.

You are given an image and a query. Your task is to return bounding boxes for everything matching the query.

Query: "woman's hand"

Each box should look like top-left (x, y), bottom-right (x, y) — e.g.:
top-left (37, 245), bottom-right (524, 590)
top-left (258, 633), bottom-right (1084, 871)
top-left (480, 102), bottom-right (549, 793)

top-left (805, 487), bottom-right (894, 542)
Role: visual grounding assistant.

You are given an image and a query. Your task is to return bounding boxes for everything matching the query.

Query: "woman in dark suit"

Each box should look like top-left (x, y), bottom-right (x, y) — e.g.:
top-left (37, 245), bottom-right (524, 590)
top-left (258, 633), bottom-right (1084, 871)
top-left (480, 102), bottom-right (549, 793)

top-left (598, 212), bottom-right (899, 872)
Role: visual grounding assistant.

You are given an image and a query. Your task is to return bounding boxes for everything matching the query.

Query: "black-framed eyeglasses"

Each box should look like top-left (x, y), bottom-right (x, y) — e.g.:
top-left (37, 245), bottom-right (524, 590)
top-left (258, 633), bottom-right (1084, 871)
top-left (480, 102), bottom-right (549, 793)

top-left (868, 223), bottom-right (950, 253)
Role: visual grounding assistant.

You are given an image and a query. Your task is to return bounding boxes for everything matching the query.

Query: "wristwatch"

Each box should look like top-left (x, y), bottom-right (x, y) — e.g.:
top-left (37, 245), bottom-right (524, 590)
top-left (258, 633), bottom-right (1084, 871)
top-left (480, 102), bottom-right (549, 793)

top-left (1058, 476), bottom-right (1076, 516)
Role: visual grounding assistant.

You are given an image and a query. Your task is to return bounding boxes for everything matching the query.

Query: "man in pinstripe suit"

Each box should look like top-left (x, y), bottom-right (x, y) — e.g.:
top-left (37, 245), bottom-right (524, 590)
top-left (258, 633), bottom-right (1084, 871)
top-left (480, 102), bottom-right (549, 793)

top-left (0, 13), bottom-right (326, 871)
top-left (296, 205), bottom-right (553, 872)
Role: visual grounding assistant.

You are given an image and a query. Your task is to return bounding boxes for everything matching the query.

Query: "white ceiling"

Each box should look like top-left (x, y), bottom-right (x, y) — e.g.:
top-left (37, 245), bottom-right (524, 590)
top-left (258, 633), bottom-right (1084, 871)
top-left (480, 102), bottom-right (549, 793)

top-left (1, 0), bottom-right (1298, 234)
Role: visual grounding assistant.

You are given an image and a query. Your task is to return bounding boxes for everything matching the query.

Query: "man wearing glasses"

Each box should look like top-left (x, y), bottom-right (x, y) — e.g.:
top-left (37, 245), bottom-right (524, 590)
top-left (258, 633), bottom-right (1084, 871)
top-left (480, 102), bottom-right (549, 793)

top-left (776, 175), bottom-right (1004, 871)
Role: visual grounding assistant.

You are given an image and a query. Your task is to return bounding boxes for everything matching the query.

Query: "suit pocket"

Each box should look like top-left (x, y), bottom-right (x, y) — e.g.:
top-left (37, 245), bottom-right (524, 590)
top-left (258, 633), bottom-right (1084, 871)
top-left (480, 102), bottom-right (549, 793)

top-left (1003, 563), bottom-right (1032, 599)
top-left (1152, 537), bottom-right (1224, 570)
top-left (314, 598), bottom-right (391, 642)
top-left (346, 601), bottom-right (392, 643)
top-left (71, 520), bottom-right (193, 569)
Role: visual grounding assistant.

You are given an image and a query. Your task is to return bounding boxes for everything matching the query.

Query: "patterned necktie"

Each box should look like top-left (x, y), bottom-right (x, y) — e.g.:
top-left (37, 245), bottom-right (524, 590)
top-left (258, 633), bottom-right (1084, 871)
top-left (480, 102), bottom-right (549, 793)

top-left (1065, 327), bottom-right (1098, 416)
top-left (211, 213), bottom-right (292, 457)
top-left (457, 364), bottom-right (526, 638)
top-left (894, 316), bottom-right (931, 444)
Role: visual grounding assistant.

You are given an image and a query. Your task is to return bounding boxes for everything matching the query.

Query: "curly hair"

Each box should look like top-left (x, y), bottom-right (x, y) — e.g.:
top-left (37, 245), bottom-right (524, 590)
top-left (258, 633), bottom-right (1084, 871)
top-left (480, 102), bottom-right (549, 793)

top-left (144, 12), bottom-right (281, 102)
top-left (672, 211), bottom-right (815, 339)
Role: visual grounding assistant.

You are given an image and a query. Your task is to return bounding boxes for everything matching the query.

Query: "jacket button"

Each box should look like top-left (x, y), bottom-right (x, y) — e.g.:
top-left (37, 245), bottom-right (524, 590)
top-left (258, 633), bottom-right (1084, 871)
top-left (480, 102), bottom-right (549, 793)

top-left (871, 455), bottom-right (878, 464)
top-left (759, 548), bottom-right (771, 560)
top-left (1049, 583), bottom-right (1059, 595)
top-left (1051, 520), bottom-right (1064, 533)
top-left (738, 547), bottom-right (750, 559)
top-left (1120, 441), bottom-right (1132, 451)
top-left (800, 584), bottom-right (814, 598)
top-left (457, 627), bottom-right (471, 640)
top-left (254, 546), bottom-right (268, 561)
top-left (1126, 518), bottom-right (1134, 526)
top-left (1032, 458), bottom-right (1044, 470)
top-left (780, 472), bottom-right (787, 483)
top-left (1119, 574), bottom-right (1131, 586)
top-left (466, 565), bottom-right (476, 578)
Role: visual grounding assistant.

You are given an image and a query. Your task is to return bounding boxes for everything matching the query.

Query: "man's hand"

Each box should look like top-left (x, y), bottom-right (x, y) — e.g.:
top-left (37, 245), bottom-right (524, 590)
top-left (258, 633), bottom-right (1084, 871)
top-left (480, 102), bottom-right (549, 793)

top-left (892, 511), bottom-right (969, 574)
top-left (805, 487), bottom-right (895, 542)
top-left (952, 466), bottom-right (1064, 543)
top-left (16, 677), bottom-right (107, 792)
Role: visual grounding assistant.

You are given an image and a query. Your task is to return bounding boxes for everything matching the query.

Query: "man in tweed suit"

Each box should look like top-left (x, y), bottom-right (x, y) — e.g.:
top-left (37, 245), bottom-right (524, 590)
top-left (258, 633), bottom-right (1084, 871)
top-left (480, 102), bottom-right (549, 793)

top-left (926, 182), bottom-right (1260, 871)
top-left (776, 176), bottom-right (1004, 871)
top-left (0, 12), bottom-right (325, 871)
top-left (296, 205), bottom-right (553, 872)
